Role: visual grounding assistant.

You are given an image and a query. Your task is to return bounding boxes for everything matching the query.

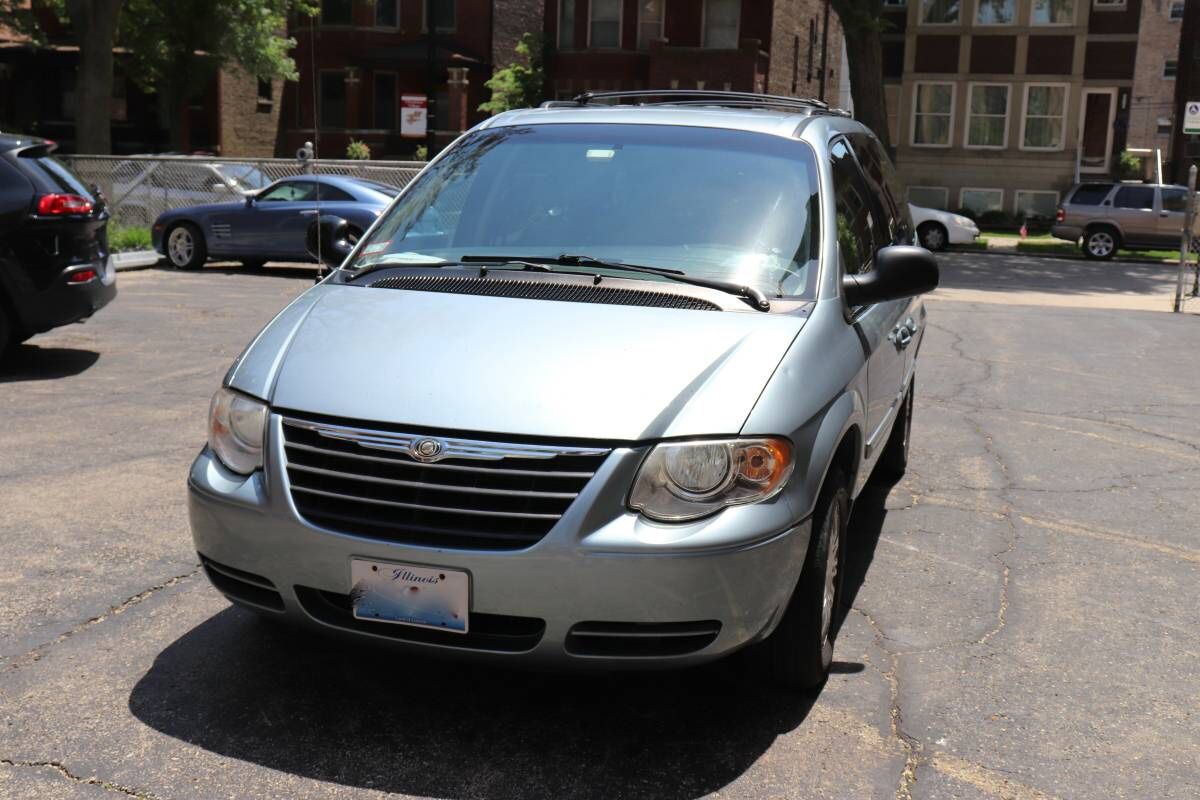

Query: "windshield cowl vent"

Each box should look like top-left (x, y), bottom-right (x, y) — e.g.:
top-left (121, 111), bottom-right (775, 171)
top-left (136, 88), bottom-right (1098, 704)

top-left (366, 273), bottom-right (722, 311)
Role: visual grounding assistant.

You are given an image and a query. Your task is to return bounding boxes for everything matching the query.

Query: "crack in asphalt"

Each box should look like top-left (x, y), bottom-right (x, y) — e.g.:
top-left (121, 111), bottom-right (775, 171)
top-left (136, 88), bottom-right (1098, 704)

top-left (0, 567), bottom-right (201, 673)
top-left (1, 758), bottom-right (168, 799)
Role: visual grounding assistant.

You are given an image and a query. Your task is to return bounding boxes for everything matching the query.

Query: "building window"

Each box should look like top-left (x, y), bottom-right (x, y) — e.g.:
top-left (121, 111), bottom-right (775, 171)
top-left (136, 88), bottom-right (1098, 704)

top-left (1092, 0), bottom-right (1125, 9)
top-left (1169, 0), bottom-right (1184, 19)
top-left (703, 0), bottom-right (740, 48)
top-left (431, 0), bottom-right (455, 32)
top-left (908, 186), bottom-right (950, 209)
top-left (977, 0), bottom-right (1014, 24)
top-left (1021, 84), bottom-right (1067, 149)
top-left (919, 0), bottom-right (960, 24)
top-left (256, 78), bottom-right (273, 113)
top-left (966, 83), bottom-right (1010, 148)
top-left (911, 82), bottom-right (955, 146)
top-left (1164, 59), bottom-right (1178, 78)
top-left (883, 0), bottom-right (907, 5)
top-left (590, 0), bottom-right (621, 48)
top-left (320, 0), bottom-right (352, 25)
top-left (960, 188), bottom-right (1004, 216)
top-left (375, 0), bottom-right (398, 27)
top-left (1157, 116), bottom-right (1173, 135)
top-left (319, 71), bottom-right (346, 129)
top-left (559, 0), bottom-right (576, 48)
top-left (1014, 190), bottom-right (1059, 220)
top-left (637, 0), bottom-right (665, 50)
top-left (1032, 0), bottom-right (1073, 24)
top-left (375, 72), bottom-right (397, 129)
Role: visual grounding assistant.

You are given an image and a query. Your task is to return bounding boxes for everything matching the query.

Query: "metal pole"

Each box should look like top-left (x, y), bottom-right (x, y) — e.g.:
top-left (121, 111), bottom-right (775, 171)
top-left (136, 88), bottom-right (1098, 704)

top-left (1173, 164), bottom-right (1198, 312)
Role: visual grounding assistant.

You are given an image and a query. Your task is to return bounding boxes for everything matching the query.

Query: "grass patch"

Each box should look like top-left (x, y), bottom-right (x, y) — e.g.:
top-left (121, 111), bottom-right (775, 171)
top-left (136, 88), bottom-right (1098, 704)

top-left (109, 224), bottom-right (152, 253)
top-left (947, 240), bottom-right (989, 251)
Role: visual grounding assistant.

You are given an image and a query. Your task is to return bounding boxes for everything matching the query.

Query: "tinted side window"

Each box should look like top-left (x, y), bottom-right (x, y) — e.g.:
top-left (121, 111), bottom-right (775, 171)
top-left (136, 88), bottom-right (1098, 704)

top-left (848, 133), bottom-right (910, 244)
top-left (313, 184), bottom-right (354, 202)
top-left (1113, 186), bottom-right (1155, 210)
top-left (260, 181), bottom-right (317, 202)
top-left (1161, 188), bottom-right (1190, 213)
top-left (1069, 184), bottom-right (1114, 205)
top-left (830, 139), bottom-right (881, 275)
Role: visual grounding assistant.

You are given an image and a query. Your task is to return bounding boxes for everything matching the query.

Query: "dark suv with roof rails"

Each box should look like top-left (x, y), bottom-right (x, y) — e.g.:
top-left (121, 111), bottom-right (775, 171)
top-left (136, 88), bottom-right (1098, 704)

top-left (0, 133), bottom-right (117, 356)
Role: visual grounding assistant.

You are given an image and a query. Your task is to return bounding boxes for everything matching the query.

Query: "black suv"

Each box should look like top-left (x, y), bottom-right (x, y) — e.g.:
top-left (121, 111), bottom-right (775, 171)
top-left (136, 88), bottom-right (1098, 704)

top-left (0, 134), bottom-right (116, 355)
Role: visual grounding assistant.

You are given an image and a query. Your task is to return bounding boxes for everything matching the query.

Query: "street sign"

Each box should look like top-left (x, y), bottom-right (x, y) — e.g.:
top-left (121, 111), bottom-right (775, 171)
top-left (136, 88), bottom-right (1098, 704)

top-left (401, 95), bottom-right (428, 139)
top-left (1185, 101), bottom-right (1200, 135)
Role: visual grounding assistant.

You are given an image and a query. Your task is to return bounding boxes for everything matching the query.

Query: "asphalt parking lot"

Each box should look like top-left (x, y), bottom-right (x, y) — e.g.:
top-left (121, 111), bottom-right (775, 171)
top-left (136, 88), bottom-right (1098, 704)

top-left (1, 253), bottom-right (1198, 799)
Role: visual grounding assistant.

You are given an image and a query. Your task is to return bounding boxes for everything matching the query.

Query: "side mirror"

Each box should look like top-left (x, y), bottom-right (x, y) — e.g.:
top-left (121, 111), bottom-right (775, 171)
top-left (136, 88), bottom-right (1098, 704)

top-left (843, 245), bottom-right (939, 307)
top-left (305, 215), bottom-right (355, 267)
top-left (244, 195), bottom-right (255, 208)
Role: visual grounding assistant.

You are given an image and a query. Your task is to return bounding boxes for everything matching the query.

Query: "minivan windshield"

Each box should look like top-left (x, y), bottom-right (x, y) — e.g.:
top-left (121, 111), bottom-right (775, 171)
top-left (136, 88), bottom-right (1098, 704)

top-left (349, 123), bottom-right (821, 298)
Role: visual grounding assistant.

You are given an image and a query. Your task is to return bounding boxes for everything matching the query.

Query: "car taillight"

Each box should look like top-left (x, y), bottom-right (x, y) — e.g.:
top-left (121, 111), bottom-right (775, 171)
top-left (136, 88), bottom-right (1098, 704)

top-left (1055, 207), bottom-right (1065, 223)
top-left (37, 193), bottom-right (93, 216)
top-left (67, 269), bottom-right (98, 283)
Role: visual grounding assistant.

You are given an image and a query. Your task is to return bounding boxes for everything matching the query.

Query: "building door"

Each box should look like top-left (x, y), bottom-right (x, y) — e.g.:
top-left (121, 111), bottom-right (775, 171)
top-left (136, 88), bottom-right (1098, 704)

top-left (1079, 89), bottom-right (1116, 173)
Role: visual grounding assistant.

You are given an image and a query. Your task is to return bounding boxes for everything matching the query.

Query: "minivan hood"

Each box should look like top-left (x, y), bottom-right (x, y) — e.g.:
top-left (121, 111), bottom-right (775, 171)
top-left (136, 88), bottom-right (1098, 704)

top-left (250, 285), bottom-right (806, 442)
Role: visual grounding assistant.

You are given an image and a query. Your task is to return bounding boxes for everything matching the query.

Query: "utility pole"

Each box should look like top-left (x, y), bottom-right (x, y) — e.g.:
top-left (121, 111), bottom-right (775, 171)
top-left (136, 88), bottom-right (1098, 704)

top-left (1169, 0), bottom-right (1200, 183)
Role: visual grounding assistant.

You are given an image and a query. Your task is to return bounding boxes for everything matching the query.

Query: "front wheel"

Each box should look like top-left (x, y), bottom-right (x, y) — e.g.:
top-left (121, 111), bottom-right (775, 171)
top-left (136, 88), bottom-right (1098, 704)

top-left (750, 471), bottom-right (849, 691)
top-left (166, 223), bottom-right (207, 270)
top-left (917, 222), bottom-right (948, 252)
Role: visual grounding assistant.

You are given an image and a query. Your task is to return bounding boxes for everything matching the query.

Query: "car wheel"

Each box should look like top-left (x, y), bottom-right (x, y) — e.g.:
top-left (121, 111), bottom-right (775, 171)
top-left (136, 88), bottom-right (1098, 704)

top-left (750, 469), bottom-right (849, 691)
top-left (877, 379), bottom-right (914, 482)
top-left (166, 223), bottom-right (207, 270)
top-left (1083, 227), bottom-right (1118, 260)
top-left (917, 221), bottom-right (948, 252)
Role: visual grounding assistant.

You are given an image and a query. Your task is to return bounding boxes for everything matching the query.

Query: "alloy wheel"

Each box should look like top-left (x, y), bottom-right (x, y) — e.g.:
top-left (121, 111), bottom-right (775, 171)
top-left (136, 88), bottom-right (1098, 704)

top-left (168, 227), bottom-right (194, 267)
top-left (922, 226), bottom-right (945, 250)
top-left (820, 503), bottom-right (841, 644)
top-left (1087, 231), bottom-right (1115, 258)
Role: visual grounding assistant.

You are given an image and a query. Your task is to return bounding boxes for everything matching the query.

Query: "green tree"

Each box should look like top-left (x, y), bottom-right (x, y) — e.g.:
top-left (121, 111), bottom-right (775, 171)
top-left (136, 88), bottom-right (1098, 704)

top-left (479, 33), bottom-right (545, 115)
top-left (830, 0), bottom-right (892, 152)
top-left (120, 0), bottom-right (317, 150)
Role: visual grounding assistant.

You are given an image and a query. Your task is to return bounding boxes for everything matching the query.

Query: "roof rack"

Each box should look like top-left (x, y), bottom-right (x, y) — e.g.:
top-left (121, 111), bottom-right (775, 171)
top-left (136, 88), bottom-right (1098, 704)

top-left (540, 89), bottom-right (850, 117)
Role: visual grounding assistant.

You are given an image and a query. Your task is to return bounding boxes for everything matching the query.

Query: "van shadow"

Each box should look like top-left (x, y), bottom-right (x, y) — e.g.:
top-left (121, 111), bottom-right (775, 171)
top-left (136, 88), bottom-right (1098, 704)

top-left (0, 344), bottom-right (99, 382)
top-left (128, 609), bottom-right (821, 798)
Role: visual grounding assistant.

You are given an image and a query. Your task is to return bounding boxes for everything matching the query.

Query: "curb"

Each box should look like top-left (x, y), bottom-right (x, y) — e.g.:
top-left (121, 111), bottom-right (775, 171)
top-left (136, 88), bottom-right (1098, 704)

top-left (112, 250), bottom-right (161, 272)
top-left (947, 245), bottom-right (1186, 267)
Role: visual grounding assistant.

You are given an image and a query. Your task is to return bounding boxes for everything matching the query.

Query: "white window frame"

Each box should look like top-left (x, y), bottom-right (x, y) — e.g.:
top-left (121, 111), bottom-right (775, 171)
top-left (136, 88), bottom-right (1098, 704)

top-left (1013, 190), bottom-right (1060, 218)
top-left (959, 187), bottom-right (1005, 216)
top-left (907, 185), bottom-right (950, 208)
top-left (637, 0), bottom-right (667, 50)
top-left (374, 0), bottom-right (399, 28)
top-left (1019, 82), bottom-right (1069, 151)
top-left (1030, 0), bottom-right (1075, 25)
top-left (1169, 0), bottom-right (1184, 19)
top-left (918, 0), bottom-right (961, 25)
top-left (975, 0), bottom-right (1016, 26)
top-left (1092, 0), bottom-right (1125, 10)
top-left (587, 0), bottom-right (624, 49)
top-left (701, 0), bottom-right (741, 48)
top-left (964, 82), bottom-right (1010, 150)
top-left (910, 81), bottom-right (956, 149)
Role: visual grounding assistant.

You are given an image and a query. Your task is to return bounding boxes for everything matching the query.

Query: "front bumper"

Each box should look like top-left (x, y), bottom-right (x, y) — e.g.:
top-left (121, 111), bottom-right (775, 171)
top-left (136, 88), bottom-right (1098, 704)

top-left (187, 417), bottom-right (812, 668)
top-left (948, 224), bottom-right (980, 245)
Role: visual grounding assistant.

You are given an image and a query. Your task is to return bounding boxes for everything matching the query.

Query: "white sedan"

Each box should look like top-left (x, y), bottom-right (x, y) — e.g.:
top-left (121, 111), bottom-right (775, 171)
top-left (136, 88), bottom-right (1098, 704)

top-left (909, 204), bottom-right (980, 251)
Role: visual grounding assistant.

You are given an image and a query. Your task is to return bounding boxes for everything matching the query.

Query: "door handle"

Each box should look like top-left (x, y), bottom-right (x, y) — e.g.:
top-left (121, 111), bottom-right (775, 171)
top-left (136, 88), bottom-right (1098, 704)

top-left (889, 325), bottom-right (913, 348)
top-left (299, 209), bottom-right (319, 216)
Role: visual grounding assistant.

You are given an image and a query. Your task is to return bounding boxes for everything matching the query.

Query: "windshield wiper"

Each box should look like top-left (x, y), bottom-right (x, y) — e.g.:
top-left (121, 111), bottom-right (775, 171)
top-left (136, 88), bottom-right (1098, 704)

top-left (459, 254), bottom-right (771, 311)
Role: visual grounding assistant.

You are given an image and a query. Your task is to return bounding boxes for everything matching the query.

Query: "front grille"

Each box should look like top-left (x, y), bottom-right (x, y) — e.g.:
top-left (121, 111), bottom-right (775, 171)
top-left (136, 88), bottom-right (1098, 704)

top-left (565, 620), bottom-right (722, 657)
top-left (367, 274), bottom-right (722, 311)
top-left (281, 417), bottom-right (610, 550)
top-left (295, 586), bottom-right (545, 653)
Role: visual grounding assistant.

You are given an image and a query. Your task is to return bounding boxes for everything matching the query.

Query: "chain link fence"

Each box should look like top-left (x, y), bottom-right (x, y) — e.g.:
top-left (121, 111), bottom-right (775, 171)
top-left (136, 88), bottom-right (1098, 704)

top-left (64, 155), bottom-right (425, 229)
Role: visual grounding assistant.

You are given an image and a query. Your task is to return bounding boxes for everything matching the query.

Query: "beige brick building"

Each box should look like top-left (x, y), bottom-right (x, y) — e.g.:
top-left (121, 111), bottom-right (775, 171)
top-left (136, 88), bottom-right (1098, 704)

top-left (1126, 0), bottom-right (1184, 162)
top-left (218, 68), bottom-right (284, 157)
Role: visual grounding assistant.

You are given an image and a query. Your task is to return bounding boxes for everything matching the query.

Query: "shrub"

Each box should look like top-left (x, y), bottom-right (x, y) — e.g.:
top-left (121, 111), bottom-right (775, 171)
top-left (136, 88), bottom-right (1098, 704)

top-left (414, 144), bottom-right (428, 161)
top-left (1115, 150), bottom-right (1143, 181)
top-left (345, 139), bottom-right (371, 160)
top-left (109, 225), bottom-right (152, 252)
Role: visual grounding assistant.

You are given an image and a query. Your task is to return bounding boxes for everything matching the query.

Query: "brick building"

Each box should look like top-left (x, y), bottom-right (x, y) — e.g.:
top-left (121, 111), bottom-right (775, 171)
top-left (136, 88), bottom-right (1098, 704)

top-left (543, 0), bottom-right (845, 106)
top-left (1127, 0), bottom-right (1184, 159)
top-left (880, 0), bottom-right (1159, 220)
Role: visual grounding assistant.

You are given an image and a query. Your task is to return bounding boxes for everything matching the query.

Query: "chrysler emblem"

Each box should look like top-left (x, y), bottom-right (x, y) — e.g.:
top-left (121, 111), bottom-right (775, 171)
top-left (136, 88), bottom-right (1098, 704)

top-left (412, 437), bottom-right (445, 462)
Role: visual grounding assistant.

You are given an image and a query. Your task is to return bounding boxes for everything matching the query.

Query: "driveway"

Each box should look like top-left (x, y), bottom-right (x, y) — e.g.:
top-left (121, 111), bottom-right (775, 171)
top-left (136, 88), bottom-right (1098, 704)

top-left (1, 256), bottom-right (1197, 799)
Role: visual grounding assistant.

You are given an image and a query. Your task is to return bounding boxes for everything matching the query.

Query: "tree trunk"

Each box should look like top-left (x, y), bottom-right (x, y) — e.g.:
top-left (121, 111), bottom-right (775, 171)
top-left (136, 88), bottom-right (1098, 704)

top-left (65, 0), bottom-right (123, 154)
top-left (843, 23), bottom-right (890, 152)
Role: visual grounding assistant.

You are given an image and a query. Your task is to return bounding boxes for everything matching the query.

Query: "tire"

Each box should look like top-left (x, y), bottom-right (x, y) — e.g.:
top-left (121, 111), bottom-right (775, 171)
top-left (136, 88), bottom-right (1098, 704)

top-left (1083, 226), bottom-right (1119, 260)
top-left (751, 470), bottom-right (850, 691)
top-left (917, 221), bottom-right (948, 252)
top-left (165, 222), bottom-right (207, 270)
top-left (877, 379), bottom-right (914, 482)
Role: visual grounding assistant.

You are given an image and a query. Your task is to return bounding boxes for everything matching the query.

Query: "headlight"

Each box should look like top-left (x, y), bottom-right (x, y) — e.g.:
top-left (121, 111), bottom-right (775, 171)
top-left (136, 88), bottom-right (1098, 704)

top-left (208, 387), bottom-right (268, 475)
top-left (951, 215), bottom-right (975, 228)
top-left (629, 437), bottom-right (794, 522)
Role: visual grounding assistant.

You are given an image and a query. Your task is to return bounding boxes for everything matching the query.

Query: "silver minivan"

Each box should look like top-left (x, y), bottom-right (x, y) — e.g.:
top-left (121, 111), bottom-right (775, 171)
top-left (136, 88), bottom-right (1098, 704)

top-left (1052, 182), bottom-right (1198, 260)
top-left (188, 92), bottom-right (938, 689)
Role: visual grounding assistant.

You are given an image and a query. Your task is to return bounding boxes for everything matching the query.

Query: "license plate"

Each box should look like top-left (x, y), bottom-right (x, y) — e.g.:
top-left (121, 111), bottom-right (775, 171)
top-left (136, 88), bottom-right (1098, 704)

top-left (350, 559), bottom-right (469, 633)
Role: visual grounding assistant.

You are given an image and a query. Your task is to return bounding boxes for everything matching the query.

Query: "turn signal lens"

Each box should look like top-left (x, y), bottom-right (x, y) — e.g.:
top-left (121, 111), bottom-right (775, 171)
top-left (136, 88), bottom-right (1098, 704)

top-left (629, 437), bottom-right (794, 522)
top-left (208, 387), bottom-right (268, 475)
top-left (37, 193), bottom-right (93, 216)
